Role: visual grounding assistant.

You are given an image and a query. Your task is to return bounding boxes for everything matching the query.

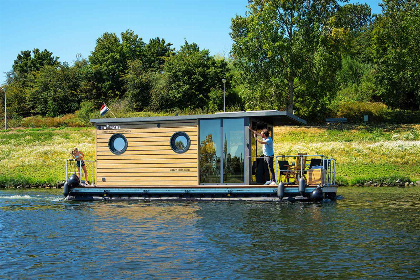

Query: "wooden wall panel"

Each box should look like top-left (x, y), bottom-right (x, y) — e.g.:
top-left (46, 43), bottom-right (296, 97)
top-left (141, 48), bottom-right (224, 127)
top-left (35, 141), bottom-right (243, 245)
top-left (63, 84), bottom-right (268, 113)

top-left (96, 120), bottom-right (199, 187)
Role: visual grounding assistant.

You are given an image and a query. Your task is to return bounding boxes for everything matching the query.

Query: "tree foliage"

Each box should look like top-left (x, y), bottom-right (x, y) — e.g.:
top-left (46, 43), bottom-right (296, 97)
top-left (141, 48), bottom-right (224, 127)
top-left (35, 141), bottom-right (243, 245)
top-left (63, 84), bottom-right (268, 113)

top-left (231, 0), bottom-right (345, 117)
top-left (3, 3), bottom-right (420, 123)
top-left (157, 42), bottom-right (230, 110)
top-left (11, 49), bottom-right (59, 80)
top-left (123, 38), bottom-right (174, 111)
top-left (372, 0), bottom-right (420, 110)
top-left (89, 30), bottom-right (145, 101)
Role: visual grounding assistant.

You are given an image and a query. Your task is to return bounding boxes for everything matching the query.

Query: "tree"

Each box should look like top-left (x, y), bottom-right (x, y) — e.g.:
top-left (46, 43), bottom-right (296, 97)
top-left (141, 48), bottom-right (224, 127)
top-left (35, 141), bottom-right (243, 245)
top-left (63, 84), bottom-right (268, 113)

top-left (89, 30), bottom-right (145, 101)
top-left (6, 49), bottom-right (60, 117)
top-left (28, 64), bottom-right (84, 117)
top-left (329, 4), bottom-right (379, 105)
top-left (336, 55), bottom-right (376, 102)
top-left (231, 0), bottom-right (346, 115)
top-left (331, 3), bottom-right (373, 58)
top-left (124, 59), bottom-right (154, 110)
top-left (143, 37), bottom-right (174, 71)
top-left (155, 41), bottom-right (230, 110)
top-left (11, 49), bottom-right (59, 80)
top-left (372, 0), bottom-right (420, 110)
top-left (5, 72), bottom-right (35, 117)
top-left (123, 37), bottom-right (174, 110)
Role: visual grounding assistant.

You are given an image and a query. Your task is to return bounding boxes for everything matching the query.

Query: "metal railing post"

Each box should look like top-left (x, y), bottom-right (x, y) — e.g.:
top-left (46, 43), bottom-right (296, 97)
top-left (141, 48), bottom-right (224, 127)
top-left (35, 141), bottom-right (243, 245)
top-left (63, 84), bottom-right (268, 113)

top-left (92, 161), bottom-right (95, 185)
top-left (274, 155), bottom-right (278, 184)
top-left (66, 159), bottom-right (68, 181)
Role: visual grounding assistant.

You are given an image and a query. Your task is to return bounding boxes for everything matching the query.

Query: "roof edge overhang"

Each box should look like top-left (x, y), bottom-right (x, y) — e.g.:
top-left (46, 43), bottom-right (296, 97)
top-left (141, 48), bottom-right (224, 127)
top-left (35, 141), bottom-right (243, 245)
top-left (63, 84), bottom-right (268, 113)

top-left (90, 110), bottom-right (307, 126)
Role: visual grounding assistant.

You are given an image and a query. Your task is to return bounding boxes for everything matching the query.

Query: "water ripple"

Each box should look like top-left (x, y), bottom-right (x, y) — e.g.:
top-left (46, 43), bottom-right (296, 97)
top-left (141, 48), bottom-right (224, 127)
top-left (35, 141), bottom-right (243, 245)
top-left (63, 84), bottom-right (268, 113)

top-left (0, 188), bottom-right (419, 279)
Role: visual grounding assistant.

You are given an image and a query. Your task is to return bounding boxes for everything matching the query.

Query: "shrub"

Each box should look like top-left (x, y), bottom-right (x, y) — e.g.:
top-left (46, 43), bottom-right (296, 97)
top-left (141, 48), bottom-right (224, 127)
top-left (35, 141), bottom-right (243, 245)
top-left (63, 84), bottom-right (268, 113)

top-left (101, 99), bottom-right (134, 118)
top-left (76, 101), bottom-right (95, 125)
top-left (383, 110), bottom-right (420, 124)
top-left (5, 114), bottom-right (23, 128)
top-left (336, 101), bottom-right (390, 123)
top-left (21, 114), bottom-right (85, 128)
top-left (208, 89), bottom-right (223, 112)
top-left (349, 175), bottom-right (412, 187)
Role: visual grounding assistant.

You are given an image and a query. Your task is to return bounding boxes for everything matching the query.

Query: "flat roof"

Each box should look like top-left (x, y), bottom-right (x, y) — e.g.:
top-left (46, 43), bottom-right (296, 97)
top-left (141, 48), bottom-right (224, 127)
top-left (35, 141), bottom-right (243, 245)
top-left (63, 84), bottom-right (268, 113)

top-left (90, 110), bottom-right (307, 125)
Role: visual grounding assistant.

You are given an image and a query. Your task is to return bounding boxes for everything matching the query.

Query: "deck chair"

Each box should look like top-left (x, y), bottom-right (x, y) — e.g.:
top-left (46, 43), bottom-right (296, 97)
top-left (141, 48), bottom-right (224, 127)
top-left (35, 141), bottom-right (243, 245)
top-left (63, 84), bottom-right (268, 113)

top-left (284, 153), bottom-right (307, 182)
top-left (278, 160), bottom-right (290, 182)
top-left (309, 158), bottom-right (322, 169)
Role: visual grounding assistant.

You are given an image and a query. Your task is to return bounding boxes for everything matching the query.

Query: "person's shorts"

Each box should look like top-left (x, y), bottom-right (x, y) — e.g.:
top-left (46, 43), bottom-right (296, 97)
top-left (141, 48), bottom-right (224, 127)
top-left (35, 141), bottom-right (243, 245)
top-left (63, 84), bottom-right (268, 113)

top-left (76, 160), bottom-right (85, 167)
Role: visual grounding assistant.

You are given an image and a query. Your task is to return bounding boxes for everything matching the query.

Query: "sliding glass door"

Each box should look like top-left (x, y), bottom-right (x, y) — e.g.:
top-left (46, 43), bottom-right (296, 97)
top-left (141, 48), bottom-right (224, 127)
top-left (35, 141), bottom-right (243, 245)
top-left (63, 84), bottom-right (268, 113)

top-left (199, 118), bottom-right (245, 184)
top-left (222, 119), bottom-right (244, 183)
top-left (199, 119), bottom-right (222, 184)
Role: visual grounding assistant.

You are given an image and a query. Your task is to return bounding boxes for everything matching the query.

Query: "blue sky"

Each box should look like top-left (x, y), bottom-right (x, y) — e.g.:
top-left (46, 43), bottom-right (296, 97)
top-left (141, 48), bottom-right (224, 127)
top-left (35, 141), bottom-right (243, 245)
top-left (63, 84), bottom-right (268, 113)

top-left (0, 0), bottom-right (383, 85)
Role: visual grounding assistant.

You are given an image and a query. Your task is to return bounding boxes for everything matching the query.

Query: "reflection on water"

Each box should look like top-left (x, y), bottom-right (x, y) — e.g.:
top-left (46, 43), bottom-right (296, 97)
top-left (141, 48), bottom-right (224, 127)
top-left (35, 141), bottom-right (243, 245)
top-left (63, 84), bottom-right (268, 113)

top-left (0, 188), bottom-right (419, 279)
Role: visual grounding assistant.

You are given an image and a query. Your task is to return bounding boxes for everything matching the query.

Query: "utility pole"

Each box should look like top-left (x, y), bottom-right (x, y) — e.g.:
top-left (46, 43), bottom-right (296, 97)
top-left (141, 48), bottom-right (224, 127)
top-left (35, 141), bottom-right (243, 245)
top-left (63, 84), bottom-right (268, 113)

top-left (3, 86), bottom-right (5, 130)
top-left (222, 79), bottom-right (226, 112)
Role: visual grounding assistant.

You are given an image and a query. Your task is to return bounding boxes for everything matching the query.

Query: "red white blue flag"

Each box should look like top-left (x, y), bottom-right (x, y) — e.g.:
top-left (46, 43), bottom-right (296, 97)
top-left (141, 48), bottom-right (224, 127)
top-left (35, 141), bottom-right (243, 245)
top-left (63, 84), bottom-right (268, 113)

top-left (100, 104), bottom-right (109, 117)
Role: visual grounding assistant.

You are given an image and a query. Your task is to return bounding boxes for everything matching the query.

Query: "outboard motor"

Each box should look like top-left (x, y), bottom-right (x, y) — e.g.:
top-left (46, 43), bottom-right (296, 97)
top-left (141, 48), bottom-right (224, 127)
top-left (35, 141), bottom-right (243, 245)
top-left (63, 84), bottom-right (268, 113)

top-left (298, 177), bottom-right (306, 196)
top-left (63, 173), bottom-right (80, 197)
top-left (310, 186), bottom-right (323, 202)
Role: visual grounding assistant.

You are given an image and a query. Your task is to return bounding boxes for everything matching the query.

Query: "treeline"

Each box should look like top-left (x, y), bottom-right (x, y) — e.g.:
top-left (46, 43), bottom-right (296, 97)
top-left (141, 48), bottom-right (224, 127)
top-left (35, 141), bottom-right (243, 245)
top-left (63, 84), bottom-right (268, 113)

top-left (1, 0), bottom-right (419, 124)
top-left (4, 33), bottom-right (234, 119)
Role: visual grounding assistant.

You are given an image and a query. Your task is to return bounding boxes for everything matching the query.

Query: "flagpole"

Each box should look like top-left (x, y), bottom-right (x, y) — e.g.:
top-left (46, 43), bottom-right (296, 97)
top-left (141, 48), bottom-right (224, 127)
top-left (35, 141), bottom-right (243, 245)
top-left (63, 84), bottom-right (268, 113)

top-left (103, 102), bottom-right (117, 118)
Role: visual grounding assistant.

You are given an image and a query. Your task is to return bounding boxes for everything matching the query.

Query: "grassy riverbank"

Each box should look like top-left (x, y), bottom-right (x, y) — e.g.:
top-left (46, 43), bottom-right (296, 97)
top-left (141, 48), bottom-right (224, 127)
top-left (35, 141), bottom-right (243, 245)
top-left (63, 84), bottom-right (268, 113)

top-left (0, 124), bottom-right (419, 188)
top-left (274, 124), bottom-right (420, 186)
top-left (0, 127), bottom-right (95, 187)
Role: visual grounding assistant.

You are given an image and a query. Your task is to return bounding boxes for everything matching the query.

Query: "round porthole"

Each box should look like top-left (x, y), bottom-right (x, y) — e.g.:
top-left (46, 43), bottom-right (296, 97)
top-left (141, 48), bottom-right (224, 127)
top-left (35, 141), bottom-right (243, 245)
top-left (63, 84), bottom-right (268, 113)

top-left (108, 134), bottom-right (128, 155)
top-left (170, 132), bottom-right (191, 154)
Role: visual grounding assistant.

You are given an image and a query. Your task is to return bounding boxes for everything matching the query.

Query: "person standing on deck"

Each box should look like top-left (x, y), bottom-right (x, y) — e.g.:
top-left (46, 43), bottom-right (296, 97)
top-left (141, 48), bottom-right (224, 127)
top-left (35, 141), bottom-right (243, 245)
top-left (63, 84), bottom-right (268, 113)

top-left (249, 127), bottom-right (276, 185)
top-left (70, 147), bottom-right (89, 184)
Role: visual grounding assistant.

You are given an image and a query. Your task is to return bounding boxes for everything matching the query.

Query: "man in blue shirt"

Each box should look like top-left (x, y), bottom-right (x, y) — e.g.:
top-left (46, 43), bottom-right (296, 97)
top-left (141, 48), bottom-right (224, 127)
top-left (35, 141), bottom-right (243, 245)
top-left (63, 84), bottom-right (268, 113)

top-left (249, 127), bottom-right (276, 185)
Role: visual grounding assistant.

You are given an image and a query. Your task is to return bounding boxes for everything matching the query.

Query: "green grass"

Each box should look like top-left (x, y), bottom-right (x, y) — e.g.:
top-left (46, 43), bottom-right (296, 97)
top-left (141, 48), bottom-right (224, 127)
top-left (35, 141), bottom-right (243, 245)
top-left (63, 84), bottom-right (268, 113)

top-left (0, 127), bottom-right (95, 187)
top-left (274, 124), bottom-right (420, 185)
top-left (0, 124), bottom-right (419, 188)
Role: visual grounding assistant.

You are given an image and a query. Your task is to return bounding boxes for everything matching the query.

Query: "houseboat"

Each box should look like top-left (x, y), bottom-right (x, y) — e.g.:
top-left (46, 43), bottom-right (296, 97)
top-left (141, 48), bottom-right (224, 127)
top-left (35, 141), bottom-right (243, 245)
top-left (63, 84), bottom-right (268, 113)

top-left (63, 110), bottom-right (338, 201)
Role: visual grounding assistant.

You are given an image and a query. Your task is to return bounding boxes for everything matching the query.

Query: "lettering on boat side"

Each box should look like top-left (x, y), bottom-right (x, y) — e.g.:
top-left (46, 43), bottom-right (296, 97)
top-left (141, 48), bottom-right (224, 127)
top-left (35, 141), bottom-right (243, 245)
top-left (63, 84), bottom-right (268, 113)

top-left (170, 168), bottom-right (191, 172)
top-left (98, 124), bottom-right (122, 130)
top-left (100, 130), bottom-right (131, 134)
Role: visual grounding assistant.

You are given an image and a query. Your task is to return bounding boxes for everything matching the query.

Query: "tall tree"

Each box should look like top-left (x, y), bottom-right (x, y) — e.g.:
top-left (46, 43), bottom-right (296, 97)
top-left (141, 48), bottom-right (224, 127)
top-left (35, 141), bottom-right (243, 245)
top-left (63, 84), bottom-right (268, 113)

top-left (28, 64), bottom-right (83, 116)
top-left (11, 49), bottom-right (59, 80)
top-left (231, 0), bottom-right (345, 114)
top-left (156, 41), bottom-right (230, 110)
top-left (89, 30), bottom-right (145, 101)
top-left (6, 49), bottom-right (60, 117)
top-left (124, 59), bottom-right (154, 110)
top-left (143, 37), bottom-right (174, 71)
top-left (123, 37), bottom-right (174, 110)
top-left (331, 3), bottom-right (373, 58)
top-left (372, 0), bottom-right (420, 110)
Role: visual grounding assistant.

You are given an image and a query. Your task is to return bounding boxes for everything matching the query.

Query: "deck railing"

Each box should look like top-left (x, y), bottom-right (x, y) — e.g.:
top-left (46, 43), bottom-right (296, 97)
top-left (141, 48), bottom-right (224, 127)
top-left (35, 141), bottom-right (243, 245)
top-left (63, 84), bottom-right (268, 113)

top-left (274, 154), bottom-right (336, 186)
top-left (65, 159), bottom-right (96, 185)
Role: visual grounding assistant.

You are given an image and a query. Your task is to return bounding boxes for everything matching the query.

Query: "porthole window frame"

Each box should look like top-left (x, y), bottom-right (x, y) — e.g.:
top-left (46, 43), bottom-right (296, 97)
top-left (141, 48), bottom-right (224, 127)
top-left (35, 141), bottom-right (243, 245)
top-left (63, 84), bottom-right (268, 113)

top-left (108, 133), bottom-right (128, 155)
top-left (170, 131), bottom-right (191, 154)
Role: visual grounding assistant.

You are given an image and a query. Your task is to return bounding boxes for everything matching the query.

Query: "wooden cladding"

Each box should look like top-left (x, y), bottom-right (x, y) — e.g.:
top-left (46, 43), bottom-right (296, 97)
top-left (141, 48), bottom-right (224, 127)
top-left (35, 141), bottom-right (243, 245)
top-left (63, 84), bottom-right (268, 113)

top-left (96, 121), bottom-right (198, 187)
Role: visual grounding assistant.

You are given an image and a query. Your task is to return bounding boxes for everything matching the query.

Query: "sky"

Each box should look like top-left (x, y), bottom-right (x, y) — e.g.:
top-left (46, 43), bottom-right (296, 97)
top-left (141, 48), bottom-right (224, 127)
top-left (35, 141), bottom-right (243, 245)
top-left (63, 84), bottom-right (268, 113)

top-left (0, 0), bottom-right (383, 85)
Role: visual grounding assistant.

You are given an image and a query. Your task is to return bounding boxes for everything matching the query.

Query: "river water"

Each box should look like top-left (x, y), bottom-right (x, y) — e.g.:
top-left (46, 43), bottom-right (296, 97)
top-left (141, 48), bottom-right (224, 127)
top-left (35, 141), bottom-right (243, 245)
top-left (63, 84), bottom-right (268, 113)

top-left (0, 188), bottom-right (418, 279)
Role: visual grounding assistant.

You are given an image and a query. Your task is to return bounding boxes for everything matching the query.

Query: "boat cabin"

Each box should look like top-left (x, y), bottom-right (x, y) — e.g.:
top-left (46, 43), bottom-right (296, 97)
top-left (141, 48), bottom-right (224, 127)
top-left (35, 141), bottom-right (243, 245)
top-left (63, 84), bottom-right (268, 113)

top-left (90, 110), bottom-right (305, 187)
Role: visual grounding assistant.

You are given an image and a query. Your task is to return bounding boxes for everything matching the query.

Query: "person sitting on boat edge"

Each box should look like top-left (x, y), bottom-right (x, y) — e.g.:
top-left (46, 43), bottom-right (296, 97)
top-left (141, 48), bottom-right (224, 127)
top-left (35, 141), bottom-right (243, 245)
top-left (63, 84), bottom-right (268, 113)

top-left (70, 147), bottom-right (89, 184)
top-left (249, 126), bottom-right (276, 185)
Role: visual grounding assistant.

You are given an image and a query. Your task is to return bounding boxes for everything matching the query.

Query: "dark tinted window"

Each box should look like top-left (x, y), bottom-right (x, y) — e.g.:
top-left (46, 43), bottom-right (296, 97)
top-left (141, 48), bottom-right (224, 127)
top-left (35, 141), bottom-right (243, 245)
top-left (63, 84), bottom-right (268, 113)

top-left (108, 134), bottom-right (128, 155)
top-left (170, 132), bottom-right (191, 153)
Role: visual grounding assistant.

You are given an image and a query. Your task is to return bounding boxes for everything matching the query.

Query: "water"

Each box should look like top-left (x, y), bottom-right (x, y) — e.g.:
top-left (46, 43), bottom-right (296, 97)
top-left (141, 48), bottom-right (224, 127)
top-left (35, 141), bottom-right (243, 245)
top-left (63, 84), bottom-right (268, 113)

top-left (0, 188), bottom-right (419, 279)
